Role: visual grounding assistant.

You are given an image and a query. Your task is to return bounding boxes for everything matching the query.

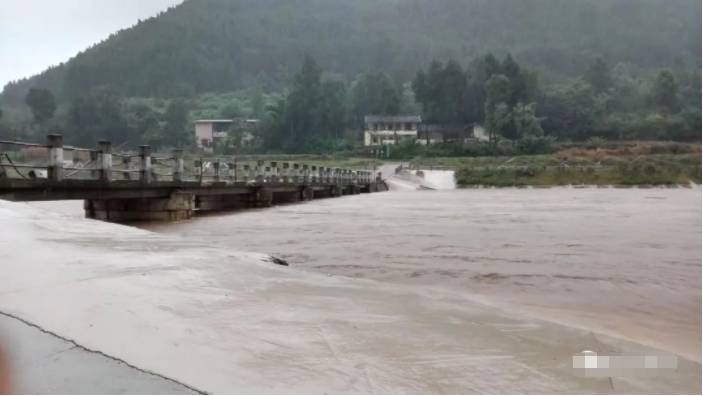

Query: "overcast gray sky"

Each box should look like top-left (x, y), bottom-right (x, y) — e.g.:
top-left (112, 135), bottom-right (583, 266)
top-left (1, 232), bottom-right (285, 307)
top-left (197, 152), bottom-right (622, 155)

top-left (0, 0), bottom-right (183, 88)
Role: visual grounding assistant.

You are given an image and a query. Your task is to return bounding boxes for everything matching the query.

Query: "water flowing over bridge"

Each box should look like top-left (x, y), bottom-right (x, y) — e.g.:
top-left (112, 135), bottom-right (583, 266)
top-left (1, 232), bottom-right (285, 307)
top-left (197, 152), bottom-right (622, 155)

top-left (0, 134), bottom-right (386, 222)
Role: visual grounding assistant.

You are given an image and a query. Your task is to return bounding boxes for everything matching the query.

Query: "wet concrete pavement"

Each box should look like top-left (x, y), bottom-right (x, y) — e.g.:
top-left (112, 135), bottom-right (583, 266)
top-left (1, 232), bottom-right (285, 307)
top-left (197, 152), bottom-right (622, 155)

top-left (0, 313), bottom-right (196, 394)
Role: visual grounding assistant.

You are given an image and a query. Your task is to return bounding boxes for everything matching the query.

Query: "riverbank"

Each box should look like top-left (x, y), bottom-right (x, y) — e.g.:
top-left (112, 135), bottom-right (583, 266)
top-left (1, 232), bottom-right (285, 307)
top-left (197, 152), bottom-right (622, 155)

top-left (410, 143), bottom-right (701, 187)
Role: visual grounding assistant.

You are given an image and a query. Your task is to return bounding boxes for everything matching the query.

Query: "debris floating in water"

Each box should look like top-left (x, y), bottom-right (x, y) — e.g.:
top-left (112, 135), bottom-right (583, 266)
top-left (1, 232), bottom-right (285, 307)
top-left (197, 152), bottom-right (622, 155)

top-left (265, 255), bottom-right (289, 266)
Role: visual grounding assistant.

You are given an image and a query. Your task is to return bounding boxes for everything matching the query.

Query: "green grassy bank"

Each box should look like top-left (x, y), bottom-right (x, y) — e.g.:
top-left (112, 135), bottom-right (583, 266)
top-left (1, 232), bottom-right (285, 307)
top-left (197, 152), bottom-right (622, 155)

top-left (411, 144), bottom-right (701, 187)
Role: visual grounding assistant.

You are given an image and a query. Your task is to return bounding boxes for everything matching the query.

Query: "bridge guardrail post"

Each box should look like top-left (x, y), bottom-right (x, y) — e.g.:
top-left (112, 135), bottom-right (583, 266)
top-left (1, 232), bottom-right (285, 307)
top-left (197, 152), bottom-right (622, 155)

top-left (241, 164), bottom-right (248, 182)
top-left (46, 134), bottom-right (64, 182)
top-left (122, 157), bottom-right (131, 180)
top-left (263, 164), bottom-right (271, 183)
top-left (98, 140), bottom-right (112, 182)
top-left (248, 163), bottom-right (256, 182)
top-left (214, 159), bottom-right (221, 182)
top-left (270, 162), bottom-right (278, 183)
top-left (139, 145), bottom-right (152, 184)
top-left (89, 150), bottom-right (99, 180)
top-left (250, 162), bottom-right (258, 181)
top-left (281, 162), bottom-right (290, 183)
top-left (256, 160), bottom-right (265, 183)
top-left (227, 161), bottom-right (235, 182)
top-left (194, 160), bottom-right (202, 183)
top-left (302, 164), bottom-right (309, 184)
top-left (291, 163), bottom-right (299, 183)
top-left (232, 157), bottom-right (240, 183)
top-left (172, 149), bottom-right (184, 182)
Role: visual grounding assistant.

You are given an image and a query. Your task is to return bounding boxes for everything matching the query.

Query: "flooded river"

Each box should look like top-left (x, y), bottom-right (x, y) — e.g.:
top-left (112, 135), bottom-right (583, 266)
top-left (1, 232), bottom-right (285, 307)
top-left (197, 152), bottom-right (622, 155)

top-left (12, 185), bottom-right (701, 392)
top-left (141, 187), bottom-right (702, 361)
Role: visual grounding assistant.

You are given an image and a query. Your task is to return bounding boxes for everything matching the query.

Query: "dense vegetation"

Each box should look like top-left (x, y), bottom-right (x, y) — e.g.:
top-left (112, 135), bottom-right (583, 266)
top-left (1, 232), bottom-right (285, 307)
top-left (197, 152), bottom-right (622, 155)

top-left (2, 0), bottom-right (699, 102)
top-left (0, 0), bottom-right (699, 155)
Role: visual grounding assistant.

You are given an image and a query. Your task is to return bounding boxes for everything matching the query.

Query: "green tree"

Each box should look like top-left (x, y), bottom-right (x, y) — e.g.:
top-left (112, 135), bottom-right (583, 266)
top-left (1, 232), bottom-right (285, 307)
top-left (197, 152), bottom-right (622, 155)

top-left (219, 100), bottom-right (247, 119)
top-left (492, 102), bottom-right (515, 140)
top-left (484, 74), bottom-right (511, 142)
top-left (351, 72), bottom-right (400, 125)
top-left (513, 103), bottom-right (544, 138)
top-left (126, 103), bottom-right (162, 148)
top-left (584, 57), bottom-right (612, 93)
top-left (261, 95), bottom-right (287, 149)
top-left (249, 88), bottom-right (265, 119)
top-left (413, 60), bottom-right (471, 122)
top-left (652, 70), bottom-right (678, 113)
top-left (319, 80), bottom-right (348, 144)
top-left (500, 54), bottom-right (529, 105)
top-left (25, 88), bottom-right (57, 124)
top-left (163, 99), bottom-right (192, 148)
top-left (65, 91), bottom-right (129, 146)
top-left (282, 54), bottom-right (323, 150)
top-left (539, 80), bottom-right (596, 140)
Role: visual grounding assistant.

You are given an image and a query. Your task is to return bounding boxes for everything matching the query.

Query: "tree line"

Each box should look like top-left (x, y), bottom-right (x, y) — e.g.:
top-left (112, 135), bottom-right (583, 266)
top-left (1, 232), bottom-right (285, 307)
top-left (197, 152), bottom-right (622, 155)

top-left (0, 52), bottom-right (699, 154)
top-left (259, 53), bottom-right (700, 154)
top-left (0, 88), bottom-right (191, 150)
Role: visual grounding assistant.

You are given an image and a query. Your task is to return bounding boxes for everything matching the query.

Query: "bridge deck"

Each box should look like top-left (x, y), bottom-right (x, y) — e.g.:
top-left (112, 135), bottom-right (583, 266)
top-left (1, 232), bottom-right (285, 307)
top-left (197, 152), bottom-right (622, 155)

top-left (1, 135), bottom-right (384, 220)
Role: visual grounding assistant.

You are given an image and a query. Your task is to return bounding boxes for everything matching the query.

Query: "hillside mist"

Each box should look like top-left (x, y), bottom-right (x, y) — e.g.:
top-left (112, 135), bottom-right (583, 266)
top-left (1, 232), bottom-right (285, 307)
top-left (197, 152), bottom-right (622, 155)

top-left (2, 0), bottom-right (700, 103)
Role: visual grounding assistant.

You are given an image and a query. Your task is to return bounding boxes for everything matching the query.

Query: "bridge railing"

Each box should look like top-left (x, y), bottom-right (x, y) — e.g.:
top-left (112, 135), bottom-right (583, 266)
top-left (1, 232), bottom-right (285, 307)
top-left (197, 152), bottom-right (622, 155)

top-left (0, 134), bottom-right (374, 186)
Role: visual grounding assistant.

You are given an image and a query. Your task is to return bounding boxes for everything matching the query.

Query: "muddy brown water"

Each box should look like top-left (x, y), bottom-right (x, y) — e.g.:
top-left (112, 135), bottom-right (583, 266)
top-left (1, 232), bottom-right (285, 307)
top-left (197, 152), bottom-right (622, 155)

top-left (32, 186), bottom-right (702, 362)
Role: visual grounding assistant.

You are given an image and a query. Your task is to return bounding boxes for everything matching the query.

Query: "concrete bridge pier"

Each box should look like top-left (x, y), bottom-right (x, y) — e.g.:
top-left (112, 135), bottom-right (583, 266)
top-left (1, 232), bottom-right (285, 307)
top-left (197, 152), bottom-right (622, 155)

top-left (252, 187), bottom-right (273, 208)
top-left (195, 194), bottom-right (250, 211)
top-left (348, 185), bottom-right (361, 195)
top-left (84, 192), bottom-right (194, 222)
top-left (300, 186), bottom-right (314, 201)
top-left (271, 189), bottom-right (302, 204)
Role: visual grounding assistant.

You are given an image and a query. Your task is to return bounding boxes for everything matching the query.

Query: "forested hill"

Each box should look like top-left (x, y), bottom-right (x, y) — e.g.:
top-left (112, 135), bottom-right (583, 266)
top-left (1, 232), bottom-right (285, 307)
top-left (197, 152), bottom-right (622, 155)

top-left (2, 0), bottom-right (700, 104)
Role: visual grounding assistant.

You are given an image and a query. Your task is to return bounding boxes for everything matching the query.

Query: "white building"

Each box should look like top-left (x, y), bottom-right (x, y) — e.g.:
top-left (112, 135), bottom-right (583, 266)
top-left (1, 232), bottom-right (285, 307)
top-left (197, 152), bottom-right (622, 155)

top-left (472, 124), bottom-right (490, 142)
top-left (195, 120), bottom-right (232, 151)
top-left (195, 119), bottom-right (259, 152)
top-left (363, 115), bottom-right (422, 146)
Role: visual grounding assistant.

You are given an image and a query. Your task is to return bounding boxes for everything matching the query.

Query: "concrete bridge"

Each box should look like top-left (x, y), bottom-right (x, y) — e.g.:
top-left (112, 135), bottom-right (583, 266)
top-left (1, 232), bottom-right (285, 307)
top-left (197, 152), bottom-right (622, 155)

top-left (0, 134), bottom-right (386, 222)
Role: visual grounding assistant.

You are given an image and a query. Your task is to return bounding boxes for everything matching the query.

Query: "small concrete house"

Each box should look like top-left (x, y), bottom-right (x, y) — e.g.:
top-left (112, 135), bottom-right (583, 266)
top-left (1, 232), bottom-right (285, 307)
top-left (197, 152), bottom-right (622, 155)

top-left (195, 119), bottom-right (259, 152)
top-left (195, 119), bottom-right (232, 151)
top-left (363, 115), bottom-right (422, 146)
